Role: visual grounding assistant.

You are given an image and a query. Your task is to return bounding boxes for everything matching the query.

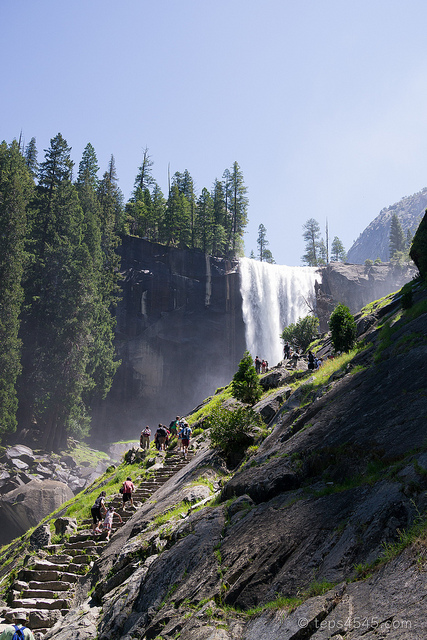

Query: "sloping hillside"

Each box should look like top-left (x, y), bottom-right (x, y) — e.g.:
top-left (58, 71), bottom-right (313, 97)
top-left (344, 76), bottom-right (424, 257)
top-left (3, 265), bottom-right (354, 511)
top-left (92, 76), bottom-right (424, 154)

top-left (347, 187), bottom-right (427, 263)
top-left (1, 279), bottom-right (427, 639)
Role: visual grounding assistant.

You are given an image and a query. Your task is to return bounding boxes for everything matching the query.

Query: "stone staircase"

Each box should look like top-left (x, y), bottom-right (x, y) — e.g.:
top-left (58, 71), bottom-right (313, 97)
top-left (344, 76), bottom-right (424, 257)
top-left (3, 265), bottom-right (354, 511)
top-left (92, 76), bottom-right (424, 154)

top-left (3, 450), bottom-right (192, 637)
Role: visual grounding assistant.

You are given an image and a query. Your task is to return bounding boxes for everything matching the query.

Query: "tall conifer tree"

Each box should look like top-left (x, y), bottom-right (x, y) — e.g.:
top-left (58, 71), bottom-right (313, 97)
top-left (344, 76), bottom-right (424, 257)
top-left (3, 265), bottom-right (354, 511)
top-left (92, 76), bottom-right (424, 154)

top-left (0, 140), bottom-right (33, 436)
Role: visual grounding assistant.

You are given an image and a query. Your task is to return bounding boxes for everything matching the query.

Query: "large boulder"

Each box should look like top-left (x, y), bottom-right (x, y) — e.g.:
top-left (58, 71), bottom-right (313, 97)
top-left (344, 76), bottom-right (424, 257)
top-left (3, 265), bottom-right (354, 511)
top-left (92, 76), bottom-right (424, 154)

top-left (0, 479), bottom-right (74, 545)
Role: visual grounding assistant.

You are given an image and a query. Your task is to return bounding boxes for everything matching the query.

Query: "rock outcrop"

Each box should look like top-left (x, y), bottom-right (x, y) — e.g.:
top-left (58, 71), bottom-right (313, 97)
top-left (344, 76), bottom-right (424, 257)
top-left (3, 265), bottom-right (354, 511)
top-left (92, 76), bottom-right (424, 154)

top-left (410, 210), bottom-right (427, 279)
top-left (315, 261), bottom-right (417, 330)
top-left (347, 187), bottom-right (427, 263)
top-left (0, 480), bottom-right (74, 545)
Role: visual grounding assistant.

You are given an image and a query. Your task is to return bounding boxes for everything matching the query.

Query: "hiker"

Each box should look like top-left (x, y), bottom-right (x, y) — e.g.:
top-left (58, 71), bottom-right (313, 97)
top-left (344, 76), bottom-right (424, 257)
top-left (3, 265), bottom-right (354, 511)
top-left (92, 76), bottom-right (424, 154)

top-left (284, 342), bottom-right (290, 359)
top-left (140, 425), bottom-right (151, 450)
top-left (156, 424), bottom-right (167, 451)
top-left (91, 491), bottom-right (107, 533)
top-left (102, 504), bottom-right (123, 541)
top-left (0, 612), bottom-right (35, 639)
top-left (254, 356), bottom-right (261, 373)
top-left (169, 416), bottom-right (180, 437)
top-left (178, 421), bottom-right (192, 459)
top-left (122, 476), bottom-right (135, 508)
top-left (308, 351), bottom-right (316, 370)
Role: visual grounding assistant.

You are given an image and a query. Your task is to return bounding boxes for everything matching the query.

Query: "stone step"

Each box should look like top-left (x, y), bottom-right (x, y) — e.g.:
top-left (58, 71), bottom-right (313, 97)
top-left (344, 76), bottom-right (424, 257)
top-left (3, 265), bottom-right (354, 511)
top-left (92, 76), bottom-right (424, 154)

top-left (48, 554), bottom-right (73, 563)
top-left (29, 560), bottom-right (82, 574)
top-left (12, 598), bottom-right (70, 610)
top-left (68, 554), bottom-right (95, 565)
top-left (64, 539), bottom-right (107, 550)
top-left (29, 581), bottom-right (72, 592)
top-left (45, 545), bottom-right (64, 553)
top-left (20, 570), bottom-right (79, 584)
top-left (22, 589), bottom-right (67, 599)
top-left (2, 608), bottom-right (63, 630)
top-left (65, 548), bottom-right (98, 559)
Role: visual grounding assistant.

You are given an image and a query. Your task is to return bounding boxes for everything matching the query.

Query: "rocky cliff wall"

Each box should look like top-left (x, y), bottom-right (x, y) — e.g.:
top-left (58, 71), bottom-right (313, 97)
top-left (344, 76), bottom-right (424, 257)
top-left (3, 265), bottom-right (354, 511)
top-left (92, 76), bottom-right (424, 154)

top-left (316, 261), bottom-right (417, 331)
top-left (90, 240), bottom-right (415, 443)
top-left (90, 237), bottom-right (246, 444)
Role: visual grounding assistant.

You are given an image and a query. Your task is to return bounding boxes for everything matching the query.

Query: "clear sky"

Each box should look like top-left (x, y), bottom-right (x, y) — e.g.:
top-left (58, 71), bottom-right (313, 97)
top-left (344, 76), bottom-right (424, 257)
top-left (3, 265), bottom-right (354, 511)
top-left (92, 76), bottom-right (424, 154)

top-left (2, 0), bottom-right (427, 266)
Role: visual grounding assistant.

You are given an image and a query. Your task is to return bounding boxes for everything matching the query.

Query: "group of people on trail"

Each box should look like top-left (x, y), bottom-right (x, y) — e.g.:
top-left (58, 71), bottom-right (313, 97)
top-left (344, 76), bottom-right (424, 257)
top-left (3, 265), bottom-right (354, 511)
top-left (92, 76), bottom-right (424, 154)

top-left (90, 483), bottom-right (128, 540)
top-left (139, 417), bottom-right (192, 459)
top-left (307, 350), bottom-right (323, 370)
top-left (283, 342), bottom-right (323, 370)
top-left (90, 415), bottom-right (193, 542)
top-left (254, 355), bottom-right (268, 374)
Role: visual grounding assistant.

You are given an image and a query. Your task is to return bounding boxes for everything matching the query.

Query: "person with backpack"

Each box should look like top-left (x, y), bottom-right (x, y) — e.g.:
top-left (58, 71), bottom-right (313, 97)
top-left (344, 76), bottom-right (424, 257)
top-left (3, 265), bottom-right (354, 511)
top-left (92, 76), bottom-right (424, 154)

top-left (140, 426), bottom-right (151, 450)
top-left (121, 476), bottom-right (135, 508)
top-left (91, 491), bottom-right (107, 533)
top-left (169, 416), bottom-right (180, 437)
top-left (156, 424), bottom-right (167, 451)
top-left (0, 613), bottom-right (35, 639)
top-left (178, 421), bottom-right (192, 459)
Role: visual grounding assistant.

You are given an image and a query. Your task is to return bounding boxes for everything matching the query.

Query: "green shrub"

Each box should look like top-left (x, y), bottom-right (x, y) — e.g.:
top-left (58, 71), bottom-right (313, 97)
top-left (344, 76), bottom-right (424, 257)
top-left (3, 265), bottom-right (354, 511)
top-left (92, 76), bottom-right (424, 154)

top-left (205, 405), bottom-right (263, 454)
top-left (400, 282), bottom-right (413, 310)
top-left (281, 315), bottom-right (319, 352)
top-left (329, 303), bottom-right (357, 352)
top-left (231, 351), bottom-right (262, 405)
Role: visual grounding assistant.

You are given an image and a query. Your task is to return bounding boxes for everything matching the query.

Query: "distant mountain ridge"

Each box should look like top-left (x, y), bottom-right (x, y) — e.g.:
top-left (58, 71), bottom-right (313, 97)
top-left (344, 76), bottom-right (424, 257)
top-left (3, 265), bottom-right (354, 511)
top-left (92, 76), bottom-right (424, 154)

top-left (347, 187), bottom-right (427, 263)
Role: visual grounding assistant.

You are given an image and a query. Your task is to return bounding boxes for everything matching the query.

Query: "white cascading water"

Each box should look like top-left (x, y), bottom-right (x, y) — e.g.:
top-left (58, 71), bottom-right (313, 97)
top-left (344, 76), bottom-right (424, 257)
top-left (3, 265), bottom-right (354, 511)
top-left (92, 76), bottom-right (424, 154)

top-left (239, 257), bottom-right (321, 367)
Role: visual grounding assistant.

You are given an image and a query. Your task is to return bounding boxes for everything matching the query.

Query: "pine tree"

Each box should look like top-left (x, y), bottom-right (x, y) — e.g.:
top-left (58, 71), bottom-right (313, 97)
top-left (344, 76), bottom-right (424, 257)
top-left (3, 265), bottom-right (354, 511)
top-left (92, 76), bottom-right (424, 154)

top-left (76, 145), bottom-right (121, 409)
top-left (19, 134), bottom-right (121, 450)
top-left (195, 187), bottom-right (214, 253)
top-left (389, 213), bottom-right (406, 259)
top-left (228, 161), bottom-right (248, 256)
top-left (24, 137), bottom-right (38, 177)
top-left (257, 223), bottom-right (275, 262)
top-left (211, 178), bottom-right (227, 257)
top-left (231, 351), bottom-right (262, 405)
top-left (329, 303), bottom-right (357, 352)
top-left (331, 236), bottom-right (347, 262)
top-left (302, 218), bottom-right (323, 266)
top-left (0, 140), bottom-right (33, 436)
top-left (76, 142), bottom-right (99, 191)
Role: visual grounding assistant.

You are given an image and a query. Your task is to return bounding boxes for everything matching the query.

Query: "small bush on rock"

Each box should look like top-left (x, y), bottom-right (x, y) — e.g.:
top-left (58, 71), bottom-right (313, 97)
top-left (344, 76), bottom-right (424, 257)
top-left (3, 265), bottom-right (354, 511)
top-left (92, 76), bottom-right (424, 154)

top-left (281, 315), bottom-right (319, 353)
top-left (329, 303), bottom-right (357, 353)
top-left (231, 351), bottom-right (262, 405)
top-left (205, 405), bottom-right (263, 455)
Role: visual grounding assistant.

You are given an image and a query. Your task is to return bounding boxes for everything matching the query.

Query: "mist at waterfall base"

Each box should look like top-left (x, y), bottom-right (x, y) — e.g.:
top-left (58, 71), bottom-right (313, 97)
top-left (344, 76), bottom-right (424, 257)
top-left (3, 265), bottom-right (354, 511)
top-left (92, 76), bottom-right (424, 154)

top-left (239, 258), bottom-right (321, 367)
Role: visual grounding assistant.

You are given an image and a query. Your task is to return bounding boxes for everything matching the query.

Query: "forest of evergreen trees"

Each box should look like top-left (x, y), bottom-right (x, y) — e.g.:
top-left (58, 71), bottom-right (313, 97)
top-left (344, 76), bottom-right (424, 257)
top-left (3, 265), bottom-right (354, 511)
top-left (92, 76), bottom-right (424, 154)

top-left (0, 134), bottom-right (249, 450)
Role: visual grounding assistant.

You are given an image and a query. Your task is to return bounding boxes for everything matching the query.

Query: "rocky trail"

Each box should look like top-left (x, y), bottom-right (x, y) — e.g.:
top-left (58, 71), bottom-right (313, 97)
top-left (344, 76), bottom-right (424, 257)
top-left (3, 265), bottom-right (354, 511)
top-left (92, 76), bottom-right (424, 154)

top-left (2, 450), bottom-right (193, 637)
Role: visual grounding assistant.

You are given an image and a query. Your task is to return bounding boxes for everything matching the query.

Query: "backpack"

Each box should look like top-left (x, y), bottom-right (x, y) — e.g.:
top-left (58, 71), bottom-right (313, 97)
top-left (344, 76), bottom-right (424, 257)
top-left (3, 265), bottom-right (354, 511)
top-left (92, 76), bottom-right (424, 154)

top-left (182, 426), bottom-right (191, 438)
top-left (93, 495), bottom-right (104, 509)
top-left (12, 625), bottom-right (26, 640)
top-left (157, 427), bottom-right (167, 437)
top-left (142, 427), bottom-right (151, 437)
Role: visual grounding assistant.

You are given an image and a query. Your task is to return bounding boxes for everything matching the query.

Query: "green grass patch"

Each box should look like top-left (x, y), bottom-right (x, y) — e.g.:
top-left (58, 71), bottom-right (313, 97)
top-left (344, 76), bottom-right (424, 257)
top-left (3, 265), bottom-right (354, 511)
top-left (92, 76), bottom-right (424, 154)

top-left (153, 501), bottom-right (189, 526)
top-left (186, 386), bottom-right (233, 426)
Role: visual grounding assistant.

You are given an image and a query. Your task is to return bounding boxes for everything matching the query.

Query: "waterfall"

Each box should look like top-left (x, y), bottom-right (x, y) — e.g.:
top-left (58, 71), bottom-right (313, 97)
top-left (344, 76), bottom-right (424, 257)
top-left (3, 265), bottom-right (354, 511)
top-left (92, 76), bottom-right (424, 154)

top-left (239, 258), bottom-right (321, 367)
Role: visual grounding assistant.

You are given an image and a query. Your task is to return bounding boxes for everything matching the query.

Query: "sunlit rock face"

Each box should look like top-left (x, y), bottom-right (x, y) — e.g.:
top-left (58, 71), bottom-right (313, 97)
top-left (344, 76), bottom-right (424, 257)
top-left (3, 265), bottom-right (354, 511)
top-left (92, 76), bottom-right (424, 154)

top-left (315, 261), bottom-right (417, 330)
top-left (90, 237), bottom-right (246, 444)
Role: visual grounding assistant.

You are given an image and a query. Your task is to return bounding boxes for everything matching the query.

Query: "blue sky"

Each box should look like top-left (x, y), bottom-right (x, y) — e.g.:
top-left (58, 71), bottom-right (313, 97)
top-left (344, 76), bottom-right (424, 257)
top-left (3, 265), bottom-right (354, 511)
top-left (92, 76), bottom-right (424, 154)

top-left (2, 0), bottom-right (427, 265)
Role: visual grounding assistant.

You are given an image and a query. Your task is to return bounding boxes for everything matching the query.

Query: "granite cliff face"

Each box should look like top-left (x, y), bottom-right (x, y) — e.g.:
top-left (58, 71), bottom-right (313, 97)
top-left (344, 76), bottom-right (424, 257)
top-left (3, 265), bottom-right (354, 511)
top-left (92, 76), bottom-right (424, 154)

top-left (315, 261), bottom-right (417, 331)
top-left (90, 237), bottom-right (246, 444)
top-left (347, 187), bottom-right (427, 263)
